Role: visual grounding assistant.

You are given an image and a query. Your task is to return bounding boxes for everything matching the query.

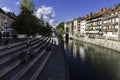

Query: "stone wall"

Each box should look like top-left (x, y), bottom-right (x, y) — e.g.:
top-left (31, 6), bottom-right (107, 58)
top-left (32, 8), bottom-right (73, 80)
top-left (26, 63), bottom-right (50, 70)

top-left (74, 36), bottom-right (120, 52)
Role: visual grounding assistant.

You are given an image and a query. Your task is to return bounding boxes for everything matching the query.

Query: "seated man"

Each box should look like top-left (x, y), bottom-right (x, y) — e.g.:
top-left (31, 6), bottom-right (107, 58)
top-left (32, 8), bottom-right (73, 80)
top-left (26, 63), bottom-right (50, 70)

top-left (28, 47), bottom-right (34, 58)
top-left (20, 51), bottom-right (28, 63)
top-left (4, 40), bottom-right (11, 48)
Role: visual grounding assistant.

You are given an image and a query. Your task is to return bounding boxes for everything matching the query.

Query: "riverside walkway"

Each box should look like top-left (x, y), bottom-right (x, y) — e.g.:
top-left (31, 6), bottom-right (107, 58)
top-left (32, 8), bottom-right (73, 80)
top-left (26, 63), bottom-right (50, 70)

top-left (37, 36), bottom-right (69, 80)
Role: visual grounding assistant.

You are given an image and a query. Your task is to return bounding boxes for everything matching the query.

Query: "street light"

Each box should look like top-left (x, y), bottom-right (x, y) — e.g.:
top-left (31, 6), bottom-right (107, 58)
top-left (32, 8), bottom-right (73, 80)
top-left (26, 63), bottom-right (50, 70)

top-left (4, 20), bottom-right (8, 38)
top-left (4, 20), bottom-right (7, 32)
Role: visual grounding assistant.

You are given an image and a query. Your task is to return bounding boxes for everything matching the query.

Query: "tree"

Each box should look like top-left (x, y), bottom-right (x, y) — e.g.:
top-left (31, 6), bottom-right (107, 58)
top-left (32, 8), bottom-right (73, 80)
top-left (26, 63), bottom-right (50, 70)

top-left (12, 0), bottom-right (41, 37)
top-left (40, 22), bottom-right (52, 36)
top-left (21, 0), bottom-right (34, 14)
top-left (12, 0), bottom-right (52, 37)
top-left (56, 22), bottom-right (64, 32)
top-left (45, 22), bottom-right (52, 36)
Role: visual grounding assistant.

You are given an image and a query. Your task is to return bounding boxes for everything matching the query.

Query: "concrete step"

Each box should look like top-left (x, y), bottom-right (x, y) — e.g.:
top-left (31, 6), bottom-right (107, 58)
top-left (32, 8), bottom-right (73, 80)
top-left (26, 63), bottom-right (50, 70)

top-left (0, 38), bottom-right (39, 57)
top-left (0, 38), bottom-right (36, 51)
top-left (0, 37), bottom-right (46, 68)
top-left (20, 48), bottom-right (52, 80)
top-left (0, 37), bottom-right (47, 66)
top-left (0, 38), bottom-right (43, 65)
top-left (0, 38), bottom-right (27, 50)
top-left (0, 37), bottom-right (49, 79)
top-left (20, 39), bottom-right (54, 80)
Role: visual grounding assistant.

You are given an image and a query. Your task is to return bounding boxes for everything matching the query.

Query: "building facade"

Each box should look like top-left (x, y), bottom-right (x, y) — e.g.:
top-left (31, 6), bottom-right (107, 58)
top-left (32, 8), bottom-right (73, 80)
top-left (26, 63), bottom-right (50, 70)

top-left (0, 8), bottom-right (16, 35)
top-left (64, 21), bottom-right (74, 38)
top-left (64, 3), bottom-right (120, 40)
top-left (102, 4), bottom-right (120, 40)
top-left (80, 20), bottom-right (86, 37)
top-left (86, 8), bottom-right (108, 38)
top-left (73, 19), bottom-right (78, 35)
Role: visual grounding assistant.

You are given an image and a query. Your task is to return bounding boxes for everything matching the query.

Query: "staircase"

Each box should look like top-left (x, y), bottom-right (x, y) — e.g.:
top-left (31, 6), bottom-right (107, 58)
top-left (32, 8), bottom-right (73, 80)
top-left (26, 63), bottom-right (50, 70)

top-left (0, 37), bottom-right (54, 80)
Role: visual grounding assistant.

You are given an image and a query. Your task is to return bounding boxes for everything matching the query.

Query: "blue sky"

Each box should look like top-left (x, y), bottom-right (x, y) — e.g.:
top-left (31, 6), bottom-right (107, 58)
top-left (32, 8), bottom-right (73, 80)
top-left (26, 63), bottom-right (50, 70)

top-left (0, 0), bottom-right (120, 25)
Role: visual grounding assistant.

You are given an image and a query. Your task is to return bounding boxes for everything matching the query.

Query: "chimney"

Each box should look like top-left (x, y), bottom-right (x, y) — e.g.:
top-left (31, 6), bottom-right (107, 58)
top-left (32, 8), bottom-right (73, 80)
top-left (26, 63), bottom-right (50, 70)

top-left (86, 14), bottom-right (89, 18)
top-left (114, 5), bottom-right (117, 9)
top-left (101, 8), bottom-right (103, 12)
top-left (90, 12), bottom-right (93, 17)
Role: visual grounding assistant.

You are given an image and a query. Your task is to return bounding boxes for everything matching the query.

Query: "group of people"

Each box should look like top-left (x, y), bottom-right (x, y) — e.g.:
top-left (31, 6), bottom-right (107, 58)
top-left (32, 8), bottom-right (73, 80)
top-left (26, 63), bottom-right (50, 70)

top-left (20, 47), bottom-right (34, 63)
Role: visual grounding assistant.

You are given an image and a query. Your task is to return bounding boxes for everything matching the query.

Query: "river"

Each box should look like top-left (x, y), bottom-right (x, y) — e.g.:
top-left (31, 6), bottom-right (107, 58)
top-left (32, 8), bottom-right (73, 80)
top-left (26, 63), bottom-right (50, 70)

top-left (64, 39), bottom-right (120, 80)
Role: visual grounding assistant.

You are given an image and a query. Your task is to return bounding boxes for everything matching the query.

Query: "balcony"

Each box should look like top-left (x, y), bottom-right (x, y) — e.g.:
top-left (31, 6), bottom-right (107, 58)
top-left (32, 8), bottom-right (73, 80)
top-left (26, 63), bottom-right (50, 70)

top-left (102, 29), bottom-right (118, 32)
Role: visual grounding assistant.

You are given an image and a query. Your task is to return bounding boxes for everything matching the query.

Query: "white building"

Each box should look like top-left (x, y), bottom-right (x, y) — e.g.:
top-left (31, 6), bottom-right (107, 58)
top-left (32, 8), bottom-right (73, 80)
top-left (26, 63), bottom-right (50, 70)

top-left (80, 20), bottom-right (86, 37)
top-left (64, 21), bottom-right (74, 38)
top-left (102, 4), bottom-right (120, 40)
top-left (73, 19), bottom-right (78, 35)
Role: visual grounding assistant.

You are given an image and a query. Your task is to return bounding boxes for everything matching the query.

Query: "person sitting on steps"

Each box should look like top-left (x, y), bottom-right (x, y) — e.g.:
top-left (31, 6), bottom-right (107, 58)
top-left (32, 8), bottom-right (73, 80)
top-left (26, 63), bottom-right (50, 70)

top-left (20, 51), bottom-right (28, 63)
top-left (28, 47), bottom-right (34, 58)
top-left (4, 40), bottom-right (10, 48)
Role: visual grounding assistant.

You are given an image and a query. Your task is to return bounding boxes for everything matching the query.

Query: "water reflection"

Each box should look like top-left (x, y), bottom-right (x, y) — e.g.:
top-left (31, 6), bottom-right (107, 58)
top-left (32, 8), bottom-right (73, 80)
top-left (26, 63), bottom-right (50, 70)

top-left (64, 39), bottom-right (120, 80)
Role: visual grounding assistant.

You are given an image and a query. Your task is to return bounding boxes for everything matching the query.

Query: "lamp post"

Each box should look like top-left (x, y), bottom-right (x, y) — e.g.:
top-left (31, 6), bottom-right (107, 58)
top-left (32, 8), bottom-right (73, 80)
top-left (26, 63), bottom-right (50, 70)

top-left (4, 20), bottom-right (7, 32)
top-left (4, 20), bottom-right (8, 38)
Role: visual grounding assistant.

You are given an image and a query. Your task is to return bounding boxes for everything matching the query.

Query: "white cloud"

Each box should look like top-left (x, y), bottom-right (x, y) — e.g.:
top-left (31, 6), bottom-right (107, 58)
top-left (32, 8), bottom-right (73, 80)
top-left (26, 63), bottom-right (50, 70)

top-left (15, 0), bottom-right (22, 6)
top-left (2, 7), bottom-right (12, 12)
top-left (35, 5), bottom-right (57, 26)
top-left (15, 1), bottom-right (20, 5)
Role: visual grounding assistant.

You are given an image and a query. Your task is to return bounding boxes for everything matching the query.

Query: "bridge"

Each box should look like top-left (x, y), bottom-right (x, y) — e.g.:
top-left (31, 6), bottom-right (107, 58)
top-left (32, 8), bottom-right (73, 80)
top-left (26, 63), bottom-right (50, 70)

top-left (60, 32), bottom-right (74, 39)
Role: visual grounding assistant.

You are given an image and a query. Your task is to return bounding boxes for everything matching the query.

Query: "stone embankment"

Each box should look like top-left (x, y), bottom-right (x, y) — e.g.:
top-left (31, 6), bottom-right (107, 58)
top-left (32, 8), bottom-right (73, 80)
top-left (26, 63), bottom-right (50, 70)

top-left (74, 36), bottom-right (120, 52)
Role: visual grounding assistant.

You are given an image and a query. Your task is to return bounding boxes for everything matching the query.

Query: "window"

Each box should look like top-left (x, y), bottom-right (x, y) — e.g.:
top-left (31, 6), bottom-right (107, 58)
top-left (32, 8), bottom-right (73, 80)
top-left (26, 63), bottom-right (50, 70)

top-left (1, 21), bottom-right (4, 26)
top-left (116, 18), bottom-right (119, 22)
top-left (112, 19), bottom-right (114, 23)
top-left (104, 21), bottom-right (106, 23)
top-left (112, 25), bottom-right (115, 29)
top-left (115, 25), bottom-right (118, 29)
top-left (109, 20), bottom-right (111, 23)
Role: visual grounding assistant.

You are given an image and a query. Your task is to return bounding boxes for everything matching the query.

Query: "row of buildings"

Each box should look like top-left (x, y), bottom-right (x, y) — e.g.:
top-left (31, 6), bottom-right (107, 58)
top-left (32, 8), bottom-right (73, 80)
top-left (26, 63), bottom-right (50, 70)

top-left (64, 3), bottom-right (120, 40)
top-left (0, 8), bottom-right (16, 35)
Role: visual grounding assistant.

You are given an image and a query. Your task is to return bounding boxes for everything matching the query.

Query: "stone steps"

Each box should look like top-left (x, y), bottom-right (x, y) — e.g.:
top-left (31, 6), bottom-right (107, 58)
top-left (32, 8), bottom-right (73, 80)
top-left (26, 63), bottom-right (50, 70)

top-left (19, 40), bottom-right (52, 80)
top-left (20, 48), bottom-right (52, 80)
top-left (0, 37), bottom-right (48, 78)
top-left (24, 40), bottom-right (54, 80)
top-left (0, 37), bottom-right (48, 76)
top-left (0, 38), bottom-right (36, 51)
top-left (0, 38), bottom-right (43, 65)
top-left (0, 38), bottom-right (39, 57)
top-left (0, 37), bottom-right (46, 67)
top-left (0, 39), bottom-right (50, 80)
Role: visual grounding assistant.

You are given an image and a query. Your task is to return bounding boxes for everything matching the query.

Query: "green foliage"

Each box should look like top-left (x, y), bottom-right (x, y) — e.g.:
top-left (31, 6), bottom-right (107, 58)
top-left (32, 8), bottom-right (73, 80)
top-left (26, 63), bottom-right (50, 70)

top-left (66, 27), bottom-right (69, 32)
top-left (41, 22), bottom-right (52, 36)
top-left (12, 0), bottom-right (52, 37)
top-left (12, 0), bottom-right (42, 36)
top-left (56, 22), bottom-right (64, 32)
top-left (21, 0), bottom-right (34, 14)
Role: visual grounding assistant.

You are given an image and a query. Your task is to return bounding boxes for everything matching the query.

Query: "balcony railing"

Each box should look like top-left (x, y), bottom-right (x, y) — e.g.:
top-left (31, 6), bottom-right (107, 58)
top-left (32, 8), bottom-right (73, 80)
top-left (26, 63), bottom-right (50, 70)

top-left (102, 29), bottom-right (118, 32)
